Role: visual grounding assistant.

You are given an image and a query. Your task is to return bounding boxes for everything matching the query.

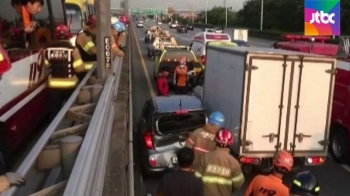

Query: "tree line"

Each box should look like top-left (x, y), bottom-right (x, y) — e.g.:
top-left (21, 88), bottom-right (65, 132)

top-left (200, 0), bottom-right (350, 34)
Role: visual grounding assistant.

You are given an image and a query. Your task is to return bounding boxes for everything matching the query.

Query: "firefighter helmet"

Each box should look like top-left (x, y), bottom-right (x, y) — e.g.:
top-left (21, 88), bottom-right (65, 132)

top-left (54, 24), bottom-right (71, 39)
top-left (112, 21), bottom-right (125, 32)
top-left (215, 128), bottom-right (233, 147)
top-left (111, 16), bottom-right (119, 24)
top-left (290, 171), bottom-right (320, 196)
top-left (273, 150), bottom-right (293, 171)
top-left (208, 111), bottom-right (225, 127)
top-left (87, 15), bottom-right (96, 27)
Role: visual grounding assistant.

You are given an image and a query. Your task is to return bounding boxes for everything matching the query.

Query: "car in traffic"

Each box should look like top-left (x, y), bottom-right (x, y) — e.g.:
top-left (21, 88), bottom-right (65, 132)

top-left (136, 95), bottom-right (208, 176)
top-left (158, 21), bottom-right (162, 25)
top-left (176, 25), bottom-right (187, 33)
top-left (169, 22), bottom-right (178, 29)
top-left (232, 39), bottom-right (250, 46)
top-left (136, 20), bottom-right (144, 28)
top-left (214, 27), bottom-right (223, 33)
top-left (153, 46), bottom-right (203, 88)
top-left (202, 28), bottom-right (215, 33)
top-left (186, 24), bottom-right (194, 30)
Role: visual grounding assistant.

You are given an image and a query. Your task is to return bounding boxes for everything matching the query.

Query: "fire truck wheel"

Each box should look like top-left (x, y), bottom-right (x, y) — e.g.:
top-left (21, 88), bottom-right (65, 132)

top-left (329, 124), bottom-right (350, 164)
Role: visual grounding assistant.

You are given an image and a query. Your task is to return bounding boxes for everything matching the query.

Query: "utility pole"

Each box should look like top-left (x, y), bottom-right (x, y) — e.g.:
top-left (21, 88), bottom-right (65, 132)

top-left (95, 0), bottom-right (111, 80)
top-left (260, 0), bottom-right (264, 30)
top-left (224, 0), bottom-right (228, 27)
top-left (205, 0), bottom-right (208, 24)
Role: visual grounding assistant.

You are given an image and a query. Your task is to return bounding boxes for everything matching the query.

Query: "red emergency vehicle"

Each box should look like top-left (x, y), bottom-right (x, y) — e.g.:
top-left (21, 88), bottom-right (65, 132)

top-left (273, 35), bottom-right (350, 164)
top-left (0, 0), bottom-right (68, 172)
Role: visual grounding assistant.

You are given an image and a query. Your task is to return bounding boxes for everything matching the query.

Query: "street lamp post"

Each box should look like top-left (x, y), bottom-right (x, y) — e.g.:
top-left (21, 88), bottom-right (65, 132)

top-left (192, 0), bottom-right (195, 23)
top-left (205, 0), bottom-right (208, 24)
top-left (224, 0), bottom-right (228, 27)
top-left (260, 0), bottom-right (263, 30)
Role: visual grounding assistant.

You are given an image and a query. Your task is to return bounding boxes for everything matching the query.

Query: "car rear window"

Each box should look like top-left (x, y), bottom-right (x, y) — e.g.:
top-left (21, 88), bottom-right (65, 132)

top-left (162, 51), bottom-right (195, 61)
top-left (156, 112), bottom-right (207, 134)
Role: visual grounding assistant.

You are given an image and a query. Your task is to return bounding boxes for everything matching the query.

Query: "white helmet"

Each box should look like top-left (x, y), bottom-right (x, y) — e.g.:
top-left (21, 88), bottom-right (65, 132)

top-left (111, 16), bottom-right (119, 24)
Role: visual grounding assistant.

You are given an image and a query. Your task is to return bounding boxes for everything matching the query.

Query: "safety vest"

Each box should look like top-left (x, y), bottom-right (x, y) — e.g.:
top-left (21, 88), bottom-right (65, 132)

top-left (44, 42), bottom-right (79, 88)
top-left (76, 30), bottom-right (97, 66)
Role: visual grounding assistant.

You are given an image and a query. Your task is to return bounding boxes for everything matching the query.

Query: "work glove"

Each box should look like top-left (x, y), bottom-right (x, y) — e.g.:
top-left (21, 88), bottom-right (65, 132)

top-left (187, 70), bottom-right (195, 76)
top-left (118, 45), bottom-right (126, 52)
top-left (5, 172), bottom-right (26, 187)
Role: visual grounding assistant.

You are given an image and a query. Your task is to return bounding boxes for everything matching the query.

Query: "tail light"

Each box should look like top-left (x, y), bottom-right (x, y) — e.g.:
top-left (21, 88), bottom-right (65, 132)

top-left (306, 157), bottom-right (325, 165)
top-left (201, 55), bottom-right (206, 65)
top-left (144, 132), bottom-right (154, 149)
top-left (149, 156), bottom-right (157, 167)
top-left (239, 157), bottom-right (261, 165)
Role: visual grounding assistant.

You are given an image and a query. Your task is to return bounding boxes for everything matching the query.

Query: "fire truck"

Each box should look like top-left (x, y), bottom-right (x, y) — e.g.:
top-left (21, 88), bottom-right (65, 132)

top-left (0, 0), bottom-right (68, 173)
top-left (273, 35), bottom-right (350, 164)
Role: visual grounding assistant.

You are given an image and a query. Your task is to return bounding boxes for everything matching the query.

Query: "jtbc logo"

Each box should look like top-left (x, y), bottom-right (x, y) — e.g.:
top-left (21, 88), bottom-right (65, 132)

top-left (310, 11), bottom-right (335, 24)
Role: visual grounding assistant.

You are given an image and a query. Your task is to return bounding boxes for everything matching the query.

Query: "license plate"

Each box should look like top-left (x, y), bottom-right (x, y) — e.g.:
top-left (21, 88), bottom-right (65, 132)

top-left (49, 50), bottom-right (69, 61)
top-left (171, 157), bottom-right (178, 164)
top-left (194, 68), bottom-right (201, 72)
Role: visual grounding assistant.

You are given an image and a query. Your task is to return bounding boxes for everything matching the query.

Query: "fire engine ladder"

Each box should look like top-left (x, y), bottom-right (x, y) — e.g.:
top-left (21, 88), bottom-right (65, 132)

top-left (337, 36), bottom-right (350, 58)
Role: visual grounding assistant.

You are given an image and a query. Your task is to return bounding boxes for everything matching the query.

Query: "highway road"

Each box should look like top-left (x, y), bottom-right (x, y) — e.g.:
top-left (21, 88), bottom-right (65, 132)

top-left (130, 21), bottom-right (349, 196)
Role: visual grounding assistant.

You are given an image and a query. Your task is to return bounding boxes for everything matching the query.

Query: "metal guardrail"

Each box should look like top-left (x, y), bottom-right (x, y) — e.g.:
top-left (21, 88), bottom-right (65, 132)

top-left (63, 56), bottom-right (123, 196)
top-left (1, 65), bottom-right (96, 196)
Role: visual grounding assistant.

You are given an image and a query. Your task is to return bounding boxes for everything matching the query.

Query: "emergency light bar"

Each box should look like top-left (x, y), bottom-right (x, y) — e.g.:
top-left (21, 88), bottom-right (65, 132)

top-left (281, 34), bottom-right (330, 42)
top-left (206, 34), bottom-right (230, 40)
top-left (164, 45), bottom-right (189, 50)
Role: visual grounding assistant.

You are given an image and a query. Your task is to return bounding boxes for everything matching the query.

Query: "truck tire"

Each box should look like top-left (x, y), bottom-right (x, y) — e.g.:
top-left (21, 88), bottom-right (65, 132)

top-left (329, 124), bottom-right (350, 163)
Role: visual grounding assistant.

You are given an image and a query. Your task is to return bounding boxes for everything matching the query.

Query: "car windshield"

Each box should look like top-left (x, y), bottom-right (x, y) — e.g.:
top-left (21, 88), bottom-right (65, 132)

top-left (207, 29), bottom-right (215, 32)
top-left (156, 112), bottom-right (206, 134)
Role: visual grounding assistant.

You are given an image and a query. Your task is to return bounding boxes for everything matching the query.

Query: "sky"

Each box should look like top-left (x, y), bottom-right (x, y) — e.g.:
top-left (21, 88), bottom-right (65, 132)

top-left (111, 0), bottom-right (246, 12)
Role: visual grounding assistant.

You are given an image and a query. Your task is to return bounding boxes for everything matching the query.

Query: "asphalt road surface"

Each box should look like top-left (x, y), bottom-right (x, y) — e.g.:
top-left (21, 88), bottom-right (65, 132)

top-left (131, 21), bottom-right (349, 196)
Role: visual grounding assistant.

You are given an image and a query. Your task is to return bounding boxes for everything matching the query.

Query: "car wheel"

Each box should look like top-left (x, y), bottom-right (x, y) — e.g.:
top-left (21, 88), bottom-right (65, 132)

top-left (329, 124), bottom-right (350, 163)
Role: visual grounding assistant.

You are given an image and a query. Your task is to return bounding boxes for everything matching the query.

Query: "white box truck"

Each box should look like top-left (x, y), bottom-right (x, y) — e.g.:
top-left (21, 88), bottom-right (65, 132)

top-left (202, 45), bottom-right (336, 171)
top-left (232, 28), bottom-right (248, 42)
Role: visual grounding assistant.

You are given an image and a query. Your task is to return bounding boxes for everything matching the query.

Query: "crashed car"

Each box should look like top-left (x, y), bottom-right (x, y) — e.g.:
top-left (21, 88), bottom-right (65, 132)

top-left (147, 35), bottom-right (177, 57)
top-left (153, 46), bottom-right (203, 89)
top-left (136, 95), bottom-right (207, 176)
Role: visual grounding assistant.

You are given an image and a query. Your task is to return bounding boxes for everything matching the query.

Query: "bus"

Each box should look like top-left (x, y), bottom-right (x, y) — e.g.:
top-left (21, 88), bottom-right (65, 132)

top-left (0, 0), bottom-right (67, 173)
top-left (65, 0), bottom-right (94, 45)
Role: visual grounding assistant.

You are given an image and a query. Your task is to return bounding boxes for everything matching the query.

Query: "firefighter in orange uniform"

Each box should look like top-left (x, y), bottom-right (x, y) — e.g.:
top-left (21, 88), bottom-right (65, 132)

top-left (173, 56), bottom-right (190, 94)
top-left (244, 150), bottom-right (293, 196)
top-left (185, 111), bottom-right (225, 169)
top-left (44, 24), bottom-right (85, 120)
top-left (0, 172), bottom-right (25, 193)
top-left (110, 21), bottom-right (125, 57)
top-left (194, 128), bottom-right (245, 196)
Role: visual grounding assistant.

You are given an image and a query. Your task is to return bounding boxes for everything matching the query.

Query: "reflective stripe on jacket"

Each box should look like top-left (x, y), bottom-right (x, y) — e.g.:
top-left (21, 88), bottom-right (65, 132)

top-left (195, 148), bottom-right (245, 196)
top-left (185, 127), bottom-right (216, 169)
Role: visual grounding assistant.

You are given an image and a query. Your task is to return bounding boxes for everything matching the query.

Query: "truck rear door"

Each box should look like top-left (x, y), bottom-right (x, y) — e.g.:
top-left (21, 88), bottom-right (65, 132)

top-left (286, 57), bottom-right (335, 156)
top-left (240, 54), bottom-right (294, 156)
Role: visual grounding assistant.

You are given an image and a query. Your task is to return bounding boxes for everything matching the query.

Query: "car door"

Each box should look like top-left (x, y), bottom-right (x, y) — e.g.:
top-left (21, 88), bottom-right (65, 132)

top-left (137, 100), bottom-right (152, 135)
